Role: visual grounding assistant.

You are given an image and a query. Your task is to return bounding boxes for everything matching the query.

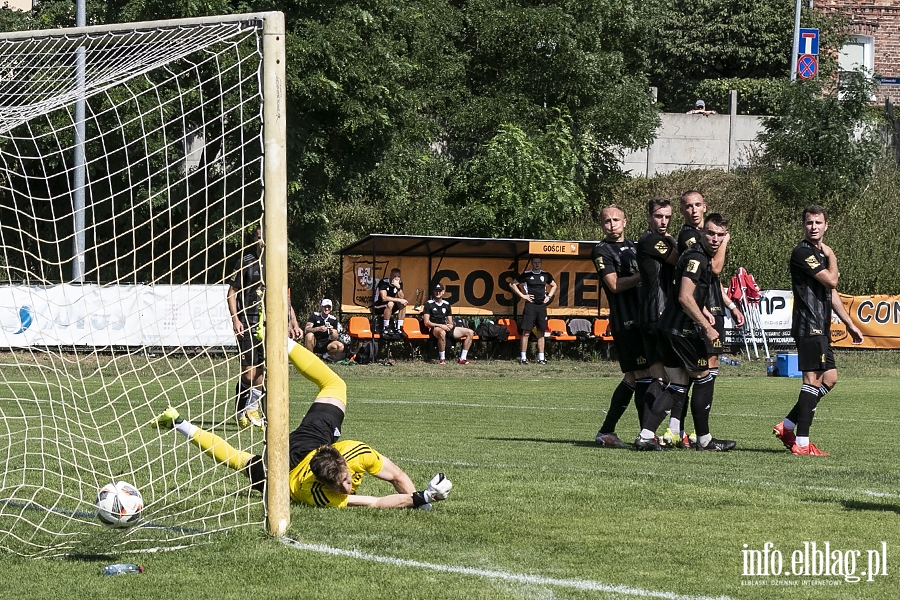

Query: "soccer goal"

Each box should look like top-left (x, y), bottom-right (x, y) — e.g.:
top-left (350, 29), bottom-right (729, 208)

top-left (0, 12), bottom-right (289, 557)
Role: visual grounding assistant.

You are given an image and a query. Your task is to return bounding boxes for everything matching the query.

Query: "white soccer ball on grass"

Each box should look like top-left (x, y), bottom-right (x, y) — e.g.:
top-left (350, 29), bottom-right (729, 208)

top-left (95, 481), bottom-right (143, 528)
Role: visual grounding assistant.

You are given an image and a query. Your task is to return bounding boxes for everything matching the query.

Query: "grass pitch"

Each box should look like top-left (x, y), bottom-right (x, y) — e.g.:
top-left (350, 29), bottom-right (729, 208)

top-left (2, 351), bottom-right (899, 600)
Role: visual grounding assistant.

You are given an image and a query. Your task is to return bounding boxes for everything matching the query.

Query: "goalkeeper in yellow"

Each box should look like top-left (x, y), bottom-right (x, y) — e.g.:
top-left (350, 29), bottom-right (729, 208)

top-left (154, 340), bottom-right (452, 509)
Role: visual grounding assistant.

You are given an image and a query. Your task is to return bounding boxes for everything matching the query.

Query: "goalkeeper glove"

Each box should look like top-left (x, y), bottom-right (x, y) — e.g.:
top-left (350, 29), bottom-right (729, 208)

top-left (422, 472), bottom-right (452, 503)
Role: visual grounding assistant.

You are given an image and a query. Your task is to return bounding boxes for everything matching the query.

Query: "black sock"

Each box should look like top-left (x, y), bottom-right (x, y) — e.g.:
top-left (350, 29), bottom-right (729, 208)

top-left (235, 378), bottom-right (251, 413)
top-left (633, 378), bottom-right (653, 430)
top-left (795, 384), bottom-right (820, 437)
top-left (642, 381), bottom-right (677, 434)
top-left (689, 373), bottom-right (715, 437)
top-left (815, 383), bottom-right (832, 407)
top-left (600, 379), bottom-right (635, 433)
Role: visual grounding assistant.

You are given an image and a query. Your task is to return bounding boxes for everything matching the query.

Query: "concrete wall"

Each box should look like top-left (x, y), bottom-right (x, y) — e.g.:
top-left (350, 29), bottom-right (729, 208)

top-left (620, 112), bottom-right (764, 177)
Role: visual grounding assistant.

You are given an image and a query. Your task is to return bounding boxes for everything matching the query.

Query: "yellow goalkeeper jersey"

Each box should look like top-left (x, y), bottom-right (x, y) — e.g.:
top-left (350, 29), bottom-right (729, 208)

top-left (288, 440), bottom-right (384, 507)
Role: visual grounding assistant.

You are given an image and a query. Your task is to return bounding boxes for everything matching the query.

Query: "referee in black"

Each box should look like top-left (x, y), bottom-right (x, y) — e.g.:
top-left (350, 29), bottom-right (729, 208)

top-left (773, 205), bottom-right (863, 456)
top-left (510, 256), bottom-right (557, 365)
top-left (591, 205), bottom-right (647, 447)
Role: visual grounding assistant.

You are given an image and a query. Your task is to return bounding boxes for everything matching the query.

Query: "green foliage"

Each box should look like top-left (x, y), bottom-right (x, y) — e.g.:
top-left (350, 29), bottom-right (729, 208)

top-left (644, 1), bottom-right (846, 114)
top-left (464, 116), bottom-right (585, 238)
top-left (755, 73), bottom-right (883, 206)
top-left (693, 77), bottom-right (784, 115)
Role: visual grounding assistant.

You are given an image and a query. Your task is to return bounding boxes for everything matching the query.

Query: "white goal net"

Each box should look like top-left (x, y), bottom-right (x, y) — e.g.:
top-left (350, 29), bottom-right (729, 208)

top-left (0, 13), bottom-right (286, 557)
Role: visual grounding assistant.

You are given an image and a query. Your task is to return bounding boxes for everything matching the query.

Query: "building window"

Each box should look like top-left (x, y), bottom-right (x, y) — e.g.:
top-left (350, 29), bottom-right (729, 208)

top-left (839, 35), bottom-right (874, 75)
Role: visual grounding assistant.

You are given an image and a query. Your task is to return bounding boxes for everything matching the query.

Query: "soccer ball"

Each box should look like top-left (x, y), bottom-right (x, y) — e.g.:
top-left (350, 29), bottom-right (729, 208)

top-left (95, 481), bottom-right (143, 528)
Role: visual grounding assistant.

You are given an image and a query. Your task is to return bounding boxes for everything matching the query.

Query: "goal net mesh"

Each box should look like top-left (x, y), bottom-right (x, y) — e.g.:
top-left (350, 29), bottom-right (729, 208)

top-left (0, 15), bottom-right (276, 557)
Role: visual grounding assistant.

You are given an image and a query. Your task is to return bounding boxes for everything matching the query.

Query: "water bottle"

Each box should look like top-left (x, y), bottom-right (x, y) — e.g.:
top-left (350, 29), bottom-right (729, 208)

top-left (102, 563), bottom-right (144, 576)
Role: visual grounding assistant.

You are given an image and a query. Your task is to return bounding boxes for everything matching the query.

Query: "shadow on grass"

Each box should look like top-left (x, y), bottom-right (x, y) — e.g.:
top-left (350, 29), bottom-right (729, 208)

top-left (840, 500), bottom-right (900, 514)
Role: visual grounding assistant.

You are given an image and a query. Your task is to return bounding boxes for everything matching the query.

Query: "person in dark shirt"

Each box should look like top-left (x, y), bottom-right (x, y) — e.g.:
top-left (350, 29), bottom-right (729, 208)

top-left (632, 198), bottom-right (680, 448)
top-left (421, 283), bottom-right (475, 365)
top-left (773, 205), bottom-right (863, 456)
top-left (636, 213), bottom-right (740, 451)
top-left (510, 257), bottom-right (558, 365)
top-left (304, 298), bottom-right (345, 361)
top-left (591, 205), bottom-right (647, 447)
top-left (373, 268), bottom-right (408, 334)
top-left (663, 191), bottom-right (742, 448)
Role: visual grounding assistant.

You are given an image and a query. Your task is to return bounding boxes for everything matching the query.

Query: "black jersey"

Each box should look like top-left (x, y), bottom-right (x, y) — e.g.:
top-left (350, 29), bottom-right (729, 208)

top-left (677, 225), bottom-right (701, 254)
top-left (659, 244), bottom-right (716, 338)
top-left (637, 230), bottom-right (676, 327)
top-left (423, 299), bottom-right (452, 325)
top-left (591, 239), bottom-right (640, 334)
top-left (374, 279), bottom-right (402, 307)
top-left (789, 240), bottom-right (832, 338)
top-left (306, 311), bottom-right (340, 341)
top-left (516, 270), bottom-right (555, 303)
top-left (227, 250), bottom-right (263, 320)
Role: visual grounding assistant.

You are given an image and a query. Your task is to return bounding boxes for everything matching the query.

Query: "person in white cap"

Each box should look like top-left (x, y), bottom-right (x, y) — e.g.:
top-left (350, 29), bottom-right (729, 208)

top-left (687, 100), bottom-right (716, 115)
top-left (304, 298), bottom-right (345, 361)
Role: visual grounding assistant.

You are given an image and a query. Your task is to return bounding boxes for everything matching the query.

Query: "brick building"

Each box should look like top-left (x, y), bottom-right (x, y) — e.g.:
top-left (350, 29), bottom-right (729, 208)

top-left (817, 1), bottom-right (900, 103)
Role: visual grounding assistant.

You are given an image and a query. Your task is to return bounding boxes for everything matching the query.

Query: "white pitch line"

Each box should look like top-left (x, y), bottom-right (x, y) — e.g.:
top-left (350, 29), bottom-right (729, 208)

top-left (280, 536), bottom-right (736, 600)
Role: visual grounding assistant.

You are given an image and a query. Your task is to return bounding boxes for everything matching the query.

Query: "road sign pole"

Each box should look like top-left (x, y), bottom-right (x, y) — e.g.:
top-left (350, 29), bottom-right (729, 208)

top-left (790, 0), bottom-right (802, 81)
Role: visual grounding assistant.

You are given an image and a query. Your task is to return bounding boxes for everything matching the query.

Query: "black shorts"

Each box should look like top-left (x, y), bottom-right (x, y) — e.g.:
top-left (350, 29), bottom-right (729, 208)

top-left (639, 325), bottom-right (666, 366)
top-left (520, 301), bottom-right (548, 334)
top-left (312, 336), bottom-right (331, 354)
top-left (245, 402), bottom-right (346, 493)
top-left (612, 329), bottom-right (650, 373)
top-left (704, 314), bottom-right (728, 355)
top-left (796, 336), bottom-right (836, 372)
top-left (373, 302), bottom-right (402, 314)
top-left (661, 332), bottom-right (709, 373)
top-left (237, 318), bottom-right (264, 368)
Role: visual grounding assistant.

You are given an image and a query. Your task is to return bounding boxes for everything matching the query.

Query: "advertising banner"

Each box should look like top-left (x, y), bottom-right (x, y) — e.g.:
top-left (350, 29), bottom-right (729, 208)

top-left (341, 255), bottom-right (607, 316)
top-left (0, 284), bottom-right (235, 348)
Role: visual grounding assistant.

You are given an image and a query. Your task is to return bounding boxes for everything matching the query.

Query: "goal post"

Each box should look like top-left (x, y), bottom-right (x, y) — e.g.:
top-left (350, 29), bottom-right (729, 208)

top-left (0, 12), bottom-right (289, 557)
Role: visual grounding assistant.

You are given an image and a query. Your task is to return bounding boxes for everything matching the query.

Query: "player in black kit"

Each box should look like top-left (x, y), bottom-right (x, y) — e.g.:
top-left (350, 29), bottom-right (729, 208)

top-left (421, 283), bottom-right (475, 365)
top-left (631, 198), bottom-right (680, 449)
top-left (510, 257), bottom-right (558, 365)
top-left (638, 214), bottom-right (738, 451)
top-left (772, 205), bottom-right (863, 456)
top-left (373, 268), bottom-right (408, 335)
top-left (591, 205), bottom-right (648, 447)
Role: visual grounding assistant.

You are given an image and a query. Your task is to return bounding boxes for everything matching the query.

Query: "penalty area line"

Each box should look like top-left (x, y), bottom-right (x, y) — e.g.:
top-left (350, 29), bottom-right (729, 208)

top-left (280, 536), bottom-right (735, 600)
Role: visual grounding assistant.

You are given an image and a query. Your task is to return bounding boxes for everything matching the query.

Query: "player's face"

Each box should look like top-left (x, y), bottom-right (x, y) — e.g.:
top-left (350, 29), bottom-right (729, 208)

top-left (327, 469), bottom-right (353, 494)
top-left (680, 194), bottom-right (706, 228)
top-left (601, 208), bottom-right (626, 241)
top-left (701, 222), bottom-right (728, 254)
top-left (803, 212), bottom-right (828, 244)
top-left (433, 288), bottom-right (444, 300)
top-left (531, 258), bottom-right (542, 271)
top-left (648, 205), bottom-right (672, 235)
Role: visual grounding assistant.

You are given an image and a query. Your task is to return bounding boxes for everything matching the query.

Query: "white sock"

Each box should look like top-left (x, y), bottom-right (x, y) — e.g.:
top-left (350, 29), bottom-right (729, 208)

top-left (669, 418), bottom-right (681, 434)
top-left (397, 319), bottom-right (404, 329)
top-left (698, 433), bottom-right (712, 447)
top-left (796, 436), bottom-right (809, 447)
top-left (520, 352), bottom-right (527, 360)
top-left (246, 388), bottom-right (262, 411)
top-left (460, 349), bottom-right (468, 360)
top-left (639, 429), bottom-right (656, 440)
top-left (439, 351), bottom-right (445, 360)
top-left (383, 320), bottom-right (390, 328)
top-left (783, 418), bottom-right (796, 430)
top-left (175, 420), bottom-right (198, 439)
top-left (538, 352), bottom-right (545, 361)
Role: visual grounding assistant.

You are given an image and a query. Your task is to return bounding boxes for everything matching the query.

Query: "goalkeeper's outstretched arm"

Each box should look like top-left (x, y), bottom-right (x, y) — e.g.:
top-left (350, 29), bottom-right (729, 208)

top-left (345, 471), bottom-right (453, 509)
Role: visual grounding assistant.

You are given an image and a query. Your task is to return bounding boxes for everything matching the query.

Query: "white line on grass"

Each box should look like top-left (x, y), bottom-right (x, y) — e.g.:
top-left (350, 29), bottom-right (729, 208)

top-left (280, 536), bottom-right (736, 600)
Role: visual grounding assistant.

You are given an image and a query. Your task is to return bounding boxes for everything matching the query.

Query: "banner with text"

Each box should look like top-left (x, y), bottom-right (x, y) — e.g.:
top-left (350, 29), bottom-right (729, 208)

top-left (0, 284), bottom-right (235, 348)
top-left (341, 255), bottom-right (608, 316)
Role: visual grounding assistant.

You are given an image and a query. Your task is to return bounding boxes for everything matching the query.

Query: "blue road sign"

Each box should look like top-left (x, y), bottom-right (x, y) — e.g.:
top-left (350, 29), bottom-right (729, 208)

top-left (799, 28), bottom-right (819, 56)
top-left (797, 55), bottom-right (818, 80)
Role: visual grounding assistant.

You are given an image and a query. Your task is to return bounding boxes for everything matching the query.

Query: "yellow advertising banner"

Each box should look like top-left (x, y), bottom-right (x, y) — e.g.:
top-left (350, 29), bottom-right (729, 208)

top-left (833, 294), bottom-right (900, 349)
top-left (528, 241), bottom-right (580, 255)
top-left (341, 255), bottom-right (607, 316)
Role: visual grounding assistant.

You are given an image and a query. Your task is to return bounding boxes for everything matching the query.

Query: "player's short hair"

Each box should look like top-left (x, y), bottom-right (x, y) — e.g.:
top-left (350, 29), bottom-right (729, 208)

top-left (802, 205), bottom-right (828, 223)
top-left (647, 197), bottom-right (672, 214)
top-left (680, 190), bottom-right (704, 204)
top-left (310, 445), bottom-right (349, 491)
top-left (704, 213), bottom-right (728, 230)
top-left (389, 268), bottom-right (401, 278)
top-left (601, 204), bottom-right (626, 219)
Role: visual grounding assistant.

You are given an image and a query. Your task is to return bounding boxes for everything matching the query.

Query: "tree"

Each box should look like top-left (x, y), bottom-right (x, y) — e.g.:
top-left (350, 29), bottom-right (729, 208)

top-left (755, 72), bottom-right (882, 205)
